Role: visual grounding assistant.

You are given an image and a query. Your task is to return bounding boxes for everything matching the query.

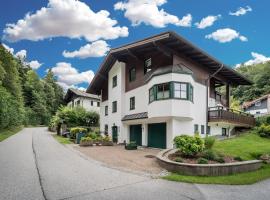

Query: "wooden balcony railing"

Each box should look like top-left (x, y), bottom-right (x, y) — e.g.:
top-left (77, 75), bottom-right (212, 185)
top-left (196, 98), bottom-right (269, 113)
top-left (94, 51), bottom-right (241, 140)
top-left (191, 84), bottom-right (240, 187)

top-left (208, 106), bottom-right (255, 127)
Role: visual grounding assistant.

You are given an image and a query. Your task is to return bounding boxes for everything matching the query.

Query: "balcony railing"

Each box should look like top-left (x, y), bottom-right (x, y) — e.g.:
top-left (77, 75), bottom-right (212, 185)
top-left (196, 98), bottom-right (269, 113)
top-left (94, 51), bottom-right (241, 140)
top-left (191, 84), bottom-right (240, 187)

top-left (208, 106), bottom-right (255, 127)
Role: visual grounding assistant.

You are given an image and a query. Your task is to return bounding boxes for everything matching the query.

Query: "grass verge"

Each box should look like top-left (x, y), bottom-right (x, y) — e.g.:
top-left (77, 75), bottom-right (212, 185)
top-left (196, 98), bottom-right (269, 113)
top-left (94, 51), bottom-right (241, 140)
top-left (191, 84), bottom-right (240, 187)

top-left (163, 164), bottom-right (270, 185)
top-left (53, 134), bottom-right (72, 144)
top-left (0, 126), bottom-right (23, 142)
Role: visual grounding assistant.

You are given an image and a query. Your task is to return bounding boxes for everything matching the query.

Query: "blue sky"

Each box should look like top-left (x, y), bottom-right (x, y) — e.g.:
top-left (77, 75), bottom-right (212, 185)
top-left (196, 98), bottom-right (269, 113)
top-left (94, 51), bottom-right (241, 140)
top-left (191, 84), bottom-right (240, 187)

top-left (1, 0), bottom-right (270, 90)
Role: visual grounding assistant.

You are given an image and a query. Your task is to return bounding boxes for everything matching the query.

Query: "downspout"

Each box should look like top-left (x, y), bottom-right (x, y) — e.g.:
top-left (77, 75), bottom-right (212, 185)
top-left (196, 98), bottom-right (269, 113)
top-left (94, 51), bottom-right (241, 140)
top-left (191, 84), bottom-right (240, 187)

top-left (205, 64), bottom-right (224, 134)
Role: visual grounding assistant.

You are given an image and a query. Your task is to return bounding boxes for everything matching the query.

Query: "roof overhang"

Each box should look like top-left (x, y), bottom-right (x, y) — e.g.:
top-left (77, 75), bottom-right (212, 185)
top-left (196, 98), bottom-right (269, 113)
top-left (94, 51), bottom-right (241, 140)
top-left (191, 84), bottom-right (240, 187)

top-left (87, 31), bottom-right (252, 94)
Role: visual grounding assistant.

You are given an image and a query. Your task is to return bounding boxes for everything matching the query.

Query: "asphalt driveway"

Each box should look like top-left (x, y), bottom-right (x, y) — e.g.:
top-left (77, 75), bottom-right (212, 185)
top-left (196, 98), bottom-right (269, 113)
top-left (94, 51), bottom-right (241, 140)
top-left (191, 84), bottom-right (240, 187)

top-left (1, 127), bottom-right (270, 200)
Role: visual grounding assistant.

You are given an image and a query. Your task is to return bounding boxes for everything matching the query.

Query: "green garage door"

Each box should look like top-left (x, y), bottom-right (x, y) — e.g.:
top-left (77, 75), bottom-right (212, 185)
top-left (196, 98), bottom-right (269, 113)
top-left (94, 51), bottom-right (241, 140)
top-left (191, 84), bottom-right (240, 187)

top-left (130, 125), bottom-right (142, 146)
top-left (148, 123), bottom-right (166, 149)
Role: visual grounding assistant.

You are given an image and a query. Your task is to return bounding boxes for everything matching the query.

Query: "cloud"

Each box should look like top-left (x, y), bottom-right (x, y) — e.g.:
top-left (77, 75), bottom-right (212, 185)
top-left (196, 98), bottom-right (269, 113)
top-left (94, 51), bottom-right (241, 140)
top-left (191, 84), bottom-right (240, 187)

top-left (63, 40), bottom-right (110, 59)
top-left (114, 0), bottom-right (192, 28)
top-left (229, 6), bottom-right (252, 16)
top-left (2, 44), bottom-right (42, 69)
top-left (195, 15), bottom-right (221, 29)
top-left (3, 0), bottom-right (128, 42)
top-left (205, 28), bottom-right (248, 43)
top-left (235, 52), bottom-right (270, 68)
top-left (49, 62), bottom-right (94, 89)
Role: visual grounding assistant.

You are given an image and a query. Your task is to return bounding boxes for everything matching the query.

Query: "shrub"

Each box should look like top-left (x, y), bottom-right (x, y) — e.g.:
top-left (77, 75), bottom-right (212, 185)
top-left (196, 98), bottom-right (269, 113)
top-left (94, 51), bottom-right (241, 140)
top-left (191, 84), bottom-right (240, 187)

top-left (215, 157), bottom-right (225, 163)
top-left (202, 149), bottom-right (217, 160)
top-left (103, 135), bottom-right (112, 142)
top-left (174, 157), bottom-right (183, 163)
top-left (256, 124), bottom-right (270, 138)
top-left (250, 152), bottom-right (263, 159)
top-left (81, 137), bottom-right (93, 142)
top-left (88, 132), bottom-right (97, 140)
top-left (125, 141), bottom-right (137, 150)
top-left (70, 127), bottom-right (87, 139)
top-left (204, 136), bottom-right (216, 149)
top-left (197, 158), bottom-right (208, 164)
top-left (234, 156), bottom-right (243, 161)
top-left (173, 135), bottom-right (204, 157)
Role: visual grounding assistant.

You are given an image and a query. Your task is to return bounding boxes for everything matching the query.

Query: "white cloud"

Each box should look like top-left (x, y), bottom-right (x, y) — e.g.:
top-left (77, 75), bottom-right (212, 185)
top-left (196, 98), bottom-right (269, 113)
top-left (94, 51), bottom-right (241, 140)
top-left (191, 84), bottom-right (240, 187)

top-left (50, 62), bottom-right (94, 89)
top-left (3, 0), bottom-right (128, 42)
top-left (229, 6), bottom-right (252, 16)
top-left (195, 15), bottom-right (221, 29)
top-left (2, 44), bottom-right (42, 69)
top-left (114, 0), bottom-right (192, 28)
top-left (63, 40), bottom-right (110, 59)
top-left (2, 43), bottom-right (14, 54)
top-left (205, 28), bottom-right (248, 43)
top-left (235, 52), bottom-right (270, 68)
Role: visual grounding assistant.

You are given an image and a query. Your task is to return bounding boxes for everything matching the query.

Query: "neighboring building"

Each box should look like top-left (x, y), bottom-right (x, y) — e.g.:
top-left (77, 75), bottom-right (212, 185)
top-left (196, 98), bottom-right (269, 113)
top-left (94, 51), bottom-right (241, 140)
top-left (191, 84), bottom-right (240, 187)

top-left (64, 88), bottom-right (100, 113)
top-left (243, 94), bottom-right (270, 117)
top-left (87, 31), bottom-right (255, 149)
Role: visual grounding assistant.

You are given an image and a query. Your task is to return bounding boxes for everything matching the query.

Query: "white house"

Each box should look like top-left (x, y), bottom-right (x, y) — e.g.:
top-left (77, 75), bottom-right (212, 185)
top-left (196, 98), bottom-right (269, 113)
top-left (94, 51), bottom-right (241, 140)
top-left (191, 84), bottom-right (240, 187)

top-left (64, 88), bottom-right (100, 113)
top-left (87, 31), bottom-right (255, 149)
top-left (243, 94), bottom-right (270, 117)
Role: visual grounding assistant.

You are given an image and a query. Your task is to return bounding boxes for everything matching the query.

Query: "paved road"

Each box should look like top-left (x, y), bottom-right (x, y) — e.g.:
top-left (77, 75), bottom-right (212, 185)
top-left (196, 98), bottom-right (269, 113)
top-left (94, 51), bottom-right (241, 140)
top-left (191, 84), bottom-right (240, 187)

top-left (1, 128), bottom-right (270, 200)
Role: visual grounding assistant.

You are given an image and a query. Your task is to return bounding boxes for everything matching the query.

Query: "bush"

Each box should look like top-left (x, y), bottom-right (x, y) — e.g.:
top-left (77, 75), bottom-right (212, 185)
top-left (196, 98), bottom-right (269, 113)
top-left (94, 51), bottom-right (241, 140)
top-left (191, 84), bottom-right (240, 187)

top-left (174, 157), bottom-right (183, 163)
top-left (197, 158), bottom-right (208, 164)
top-left (255, 124), bottom-right (270, 138)
top-left (250, 152), bottom-right (263, 159)
top-left (215, 157), bottom-right (225, 163)
top-left (202, 149), bottom-right (217, 160)
top-left (234, 156), bottom-right (243, 161)
top-left (87, 132), bottom-right (97, 140)
top-left (81, 137), bottom-right (93, 142)
top-left (125, 141), bottom-right (137, 150)
top-left (204, 136), bottom-right (216, 149)
top-left (173, 135), bottom-right (204, 157)
top-left (70, 127), bottom-right (87, 139)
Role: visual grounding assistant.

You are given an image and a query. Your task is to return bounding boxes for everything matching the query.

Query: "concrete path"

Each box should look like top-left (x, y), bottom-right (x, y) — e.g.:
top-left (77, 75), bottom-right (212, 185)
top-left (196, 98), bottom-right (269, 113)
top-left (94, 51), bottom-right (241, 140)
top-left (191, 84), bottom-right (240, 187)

top-left (0, 127), bottom-right (270, 200)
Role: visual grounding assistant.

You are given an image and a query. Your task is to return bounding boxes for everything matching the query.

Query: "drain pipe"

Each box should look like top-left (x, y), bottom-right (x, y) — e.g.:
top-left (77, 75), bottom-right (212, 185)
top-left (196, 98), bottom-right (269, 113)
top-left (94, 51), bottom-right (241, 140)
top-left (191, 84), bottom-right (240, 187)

top-left (205, 64), bottom-right (224, 134)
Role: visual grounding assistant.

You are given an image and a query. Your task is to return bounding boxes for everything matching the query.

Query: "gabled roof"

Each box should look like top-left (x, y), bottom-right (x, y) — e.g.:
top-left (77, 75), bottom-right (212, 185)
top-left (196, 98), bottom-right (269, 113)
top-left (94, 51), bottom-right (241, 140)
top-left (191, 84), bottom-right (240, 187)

top-left (64, 88), bottom-right (100, 103)
top-left (243, 94), bottom-right (270, 109)
top-left (87, 31), bottom-right (252, 94)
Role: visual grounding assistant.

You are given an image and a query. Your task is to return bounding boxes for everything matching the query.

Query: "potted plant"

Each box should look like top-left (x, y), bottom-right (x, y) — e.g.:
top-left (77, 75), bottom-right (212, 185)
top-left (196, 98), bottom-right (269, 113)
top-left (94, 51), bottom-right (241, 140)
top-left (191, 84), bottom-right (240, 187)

top-left (125, 141), bottom-right (137, 150)
top-left (102, 136), bottom-right (113, 146)
top-left (80, 137), bottom-right (93, 146)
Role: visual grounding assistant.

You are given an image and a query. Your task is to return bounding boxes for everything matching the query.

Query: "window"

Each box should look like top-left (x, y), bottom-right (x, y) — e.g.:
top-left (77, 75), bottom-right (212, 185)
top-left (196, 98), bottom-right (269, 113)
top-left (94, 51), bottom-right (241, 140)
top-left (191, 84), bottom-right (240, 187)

top-left (112, 101), bottom-right (117, 113)
top-left (104, 124), bottom-right (108, 135)
top-left (129, 67), bottom-right (136, 82)
top-left (189, 85), bottom-right (193, 102)
top-left (105, 106), bottom-right (108, 116)
top-left (149, 87), bottom-right (155, 103)
top-left (255, 101), bottom-right (261, 107)
top-left (201, 125), bottom-right (205, 134)
top-left (130, 97), bottom-right (135, 110)
top-left (97, 102), bottom-right (100, 107)
top-left (91, 101), bottom-right (93, 106)
top-left (194, 124), bottom-right (199, 133)
top-left (77, 100), bottom-right (80, 106)
top-left (207, 126), bottom-right (211, 135)
top-left (144, 58), bottom-right (152, 74)
top-left (174, 83), bottom-right (187, 99)
top-left (157, 83), bottom-right (170, 100)
top-left (112, 75), bottom-right (117, 87)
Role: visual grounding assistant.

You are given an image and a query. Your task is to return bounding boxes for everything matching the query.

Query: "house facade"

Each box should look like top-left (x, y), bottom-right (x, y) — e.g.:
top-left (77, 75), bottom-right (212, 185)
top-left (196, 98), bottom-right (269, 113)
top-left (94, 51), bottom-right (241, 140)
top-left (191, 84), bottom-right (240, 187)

top-left (87, 31), bottom-right (255, 149)
top-left (64, 88), bottom-right (100, 113)
top-left (243, 94), bottom-right (270, 117)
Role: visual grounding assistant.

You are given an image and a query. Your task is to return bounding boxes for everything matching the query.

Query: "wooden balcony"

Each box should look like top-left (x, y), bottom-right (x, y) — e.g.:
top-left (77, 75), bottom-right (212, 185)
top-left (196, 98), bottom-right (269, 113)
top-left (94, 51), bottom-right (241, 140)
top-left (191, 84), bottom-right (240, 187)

top-left (208, 106), bottom-right (255, 127)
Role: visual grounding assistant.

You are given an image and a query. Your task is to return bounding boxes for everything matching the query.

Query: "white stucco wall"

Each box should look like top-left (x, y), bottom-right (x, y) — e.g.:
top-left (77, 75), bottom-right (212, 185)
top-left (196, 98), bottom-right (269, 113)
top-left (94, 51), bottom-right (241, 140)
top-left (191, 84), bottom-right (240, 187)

top-left (67, 97), bottom-right (100, 113)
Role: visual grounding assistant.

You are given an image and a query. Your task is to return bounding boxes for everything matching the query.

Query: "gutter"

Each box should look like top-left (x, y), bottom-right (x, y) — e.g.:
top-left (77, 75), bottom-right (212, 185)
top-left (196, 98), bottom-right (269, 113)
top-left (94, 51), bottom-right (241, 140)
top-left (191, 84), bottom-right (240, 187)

top-left (205, 64), bottom-right (224, 132)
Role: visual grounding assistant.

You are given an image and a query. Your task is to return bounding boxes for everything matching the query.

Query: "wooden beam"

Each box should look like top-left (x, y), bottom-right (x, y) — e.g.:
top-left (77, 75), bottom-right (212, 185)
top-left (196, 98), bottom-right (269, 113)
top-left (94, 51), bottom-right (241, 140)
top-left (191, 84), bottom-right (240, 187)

top-left (126, 49), bottom-right (140, 60)
top-left (152, 41), bottom-right (172, 58)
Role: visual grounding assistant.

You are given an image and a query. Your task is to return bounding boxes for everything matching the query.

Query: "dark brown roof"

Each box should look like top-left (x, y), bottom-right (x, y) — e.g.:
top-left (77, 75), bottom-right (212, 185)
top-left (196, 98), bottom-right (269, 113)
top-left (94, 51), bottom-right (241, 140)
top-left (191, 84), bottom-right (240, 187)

top-left (122, 112), bottom-right (148, 121)
top-left (243, 94), bottom-right (270, 109)
top-left (64, 88), bottom-right (100, 103)
top-left (87, 31), bottom-right (252, 94)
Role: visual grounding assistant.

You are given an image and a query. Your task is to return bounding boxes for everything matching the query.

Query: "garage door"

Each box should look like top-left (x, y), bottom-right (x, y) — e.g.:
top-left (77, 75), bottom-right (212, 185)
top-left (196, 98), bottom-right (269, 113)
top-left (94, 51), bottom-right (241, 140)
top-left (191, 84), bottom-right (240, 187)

top-left (130, 125), bottom-right (142, 146)
top-left (148, 123), bottom-right (166, 149)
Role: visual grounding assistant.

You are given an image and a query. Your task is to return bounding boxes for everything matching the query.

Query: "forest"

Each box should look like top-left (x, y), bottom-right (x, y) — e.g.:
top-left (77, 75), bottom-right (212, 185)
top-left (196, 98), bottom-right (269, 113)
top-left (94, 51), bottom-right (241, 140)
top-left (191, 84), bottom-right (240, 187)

top-left (0, 44), bottom-right (64, 131)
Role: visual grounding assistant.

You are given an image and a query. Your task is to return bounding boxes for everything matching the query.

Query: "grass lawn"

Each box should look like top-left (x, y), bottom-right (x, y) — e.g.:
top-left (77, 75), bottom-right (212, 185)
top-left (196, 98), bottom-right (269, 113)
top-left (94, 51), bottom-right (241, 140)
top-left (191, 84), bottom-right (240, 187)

top-left (0, 126), bottom-right (23, 142)
top-left (53, 134), bottom-right (72, 144)
top-left (163, 133), bottom-right (270, 185)
top-left (164, 164), bottom-right (270, 185)
top-left (213, 133), bottom-right (270, 160)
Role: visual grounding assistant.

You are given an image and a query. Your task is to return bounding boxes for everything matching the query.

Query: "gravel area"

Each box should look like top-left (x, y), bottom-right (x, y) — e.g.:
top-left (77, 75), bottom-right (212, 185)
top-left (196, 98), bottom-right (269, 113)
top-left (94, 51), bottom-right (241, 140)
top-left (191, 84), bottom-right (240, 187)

top-left (74, 145), bottom-right (164, 176)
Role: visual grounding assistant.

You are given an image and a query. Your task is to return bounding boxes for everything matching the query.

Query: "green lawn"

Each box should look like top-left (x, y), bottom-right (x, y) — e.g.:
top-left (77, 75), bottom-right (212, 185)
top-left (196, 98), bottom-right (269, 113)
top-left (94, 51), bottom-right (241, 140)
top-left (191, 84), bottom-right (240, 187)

top-left (164, 164), bottom-right (270, 185)
top-left (53, 134), bottom-right (72, 144)
top-left (163, 133), bottom-right (270, 185)
top-left (0, 126), bottom-right (23, 142)
top-left (213, 133), bottom-right (270, 160)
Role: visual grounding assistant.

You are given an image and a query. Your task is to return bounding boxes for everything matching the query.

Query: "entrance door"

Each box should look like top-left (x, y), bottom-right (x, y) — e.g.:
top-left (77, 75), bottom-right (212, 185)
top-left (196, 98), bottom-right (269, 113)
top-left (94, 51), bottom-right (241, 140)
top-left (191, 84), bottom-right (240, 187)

top-left (130, 125), bottom-right (142, 146)
top-left (112, 126), bottom-right (118, 143)
top-left (222, 128), bottom-right (227, 136)
top-left (148, 123), bottom-right (166, 149)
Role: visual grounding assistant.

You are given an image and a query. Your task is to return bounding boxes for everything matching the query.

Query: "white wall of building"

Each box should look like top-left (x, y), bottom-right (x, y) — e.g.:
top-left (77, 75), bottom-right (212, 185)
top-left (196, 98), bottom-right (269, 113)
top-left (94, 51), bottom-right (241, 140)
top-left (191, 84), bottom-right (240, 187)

top-left (67, 96), bottom-right (100, 113)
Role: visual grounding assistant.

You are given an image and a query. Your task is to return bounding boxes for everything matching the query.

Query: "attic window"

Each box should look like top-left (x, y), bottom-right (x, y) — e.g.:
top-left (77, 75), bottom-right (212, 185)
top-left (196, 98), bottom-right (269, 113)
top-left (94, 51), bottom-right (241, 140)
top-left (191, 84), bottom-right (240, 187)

top-left (255, 101), bottom-right (261, 107)
top-left (144, 58), bottom-right (152, 74)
